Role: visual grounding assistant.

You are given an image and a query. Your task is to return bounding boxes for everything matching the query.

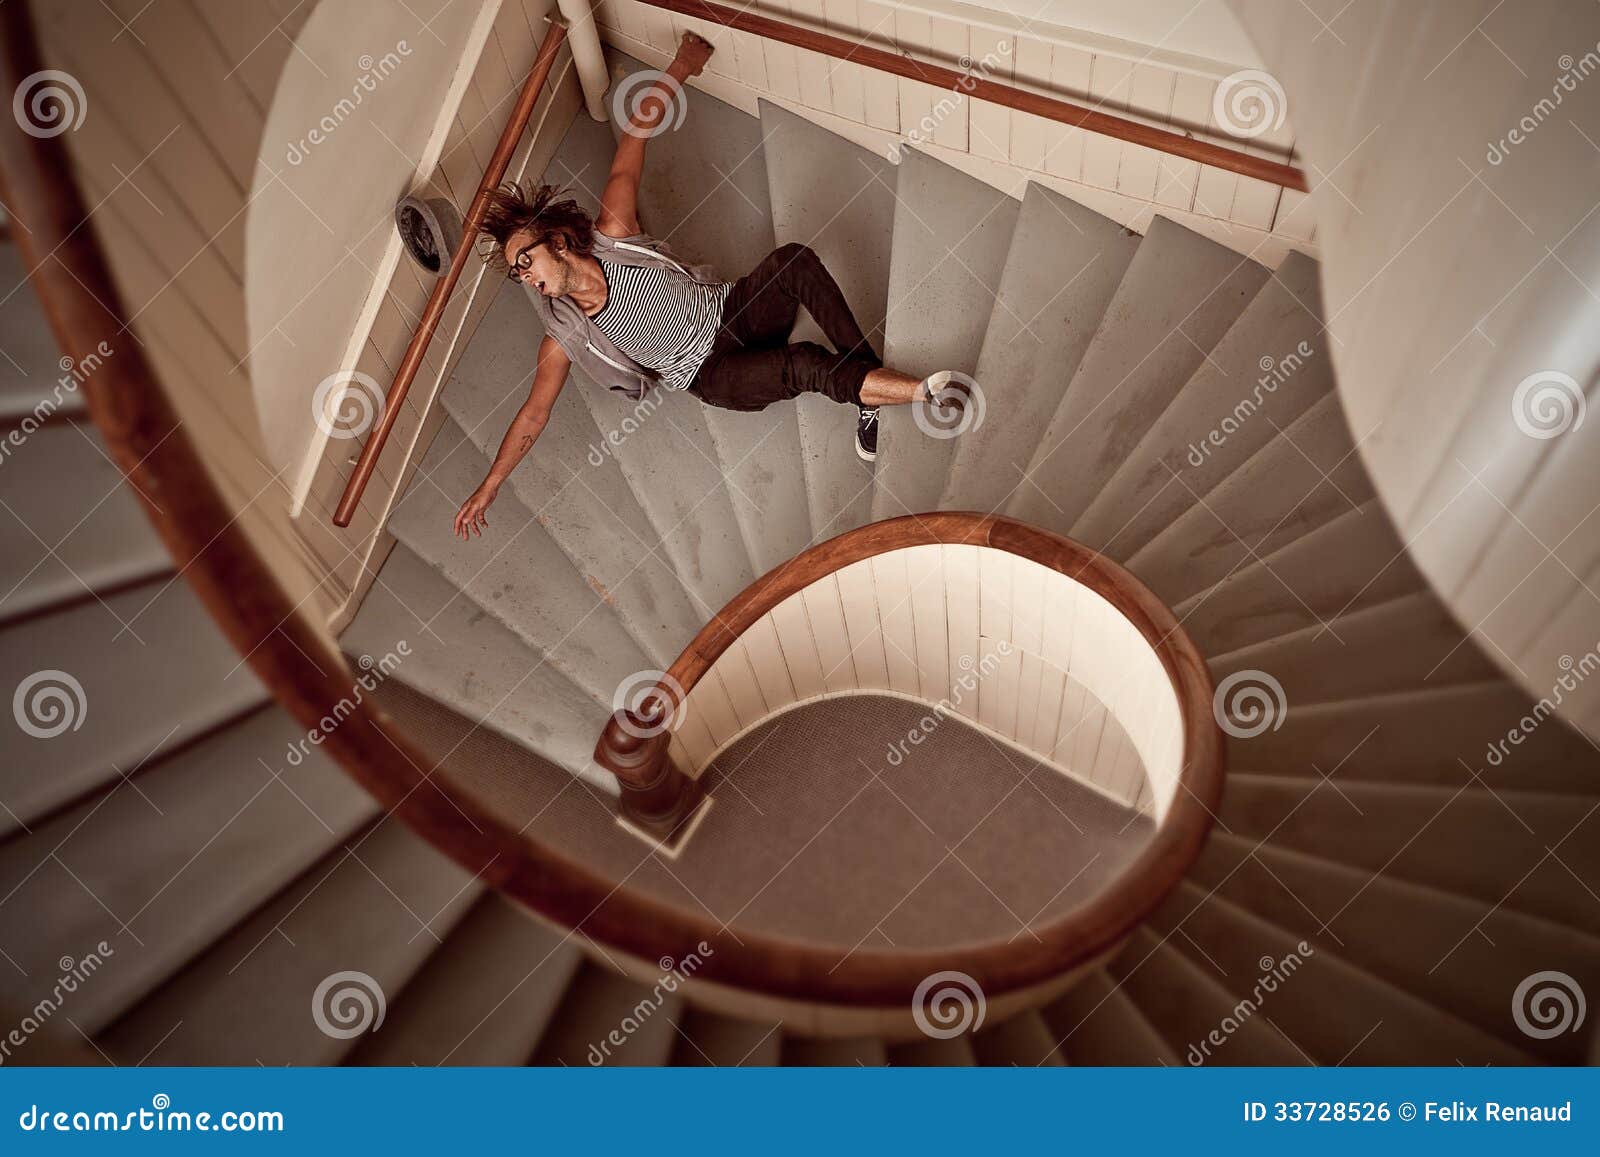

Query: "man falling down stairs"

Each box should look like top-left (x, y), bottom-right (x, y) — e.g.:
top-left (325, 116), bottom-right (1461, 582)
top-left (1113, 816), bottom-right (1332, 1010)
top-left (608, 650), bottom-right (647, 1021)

top-left (454, 31), bottom-right (964, 539)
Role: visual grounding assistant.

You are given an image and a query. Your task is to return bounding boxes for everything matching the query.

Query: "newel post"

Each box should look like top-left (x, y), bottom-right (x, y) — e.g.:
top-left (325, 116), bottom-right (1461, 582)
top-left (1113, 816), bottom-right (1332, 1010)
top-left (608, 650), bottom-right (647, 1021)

top-left (593, 686), bottom-right (703, 840)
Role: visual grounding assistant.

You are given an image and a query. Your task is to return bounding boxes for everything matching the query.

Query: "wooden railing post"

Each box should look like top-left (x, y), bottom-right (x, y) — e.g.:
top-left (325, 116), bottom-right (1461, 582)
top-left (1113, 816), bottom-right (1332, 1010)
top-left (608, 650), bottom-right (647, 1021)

top-left (332, 16), bottom-right (570, 528)
top-left (593, 691), bottom-right (704, 841)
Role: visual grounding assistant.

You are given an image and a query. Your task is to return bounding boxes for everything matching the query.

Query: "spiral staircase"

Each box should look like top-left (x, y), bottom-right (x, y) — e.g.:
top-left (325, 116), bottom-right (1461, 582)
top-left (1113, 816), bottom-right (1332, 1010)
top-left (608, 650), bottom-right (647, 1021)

top-left (3, 41), bottom-right (1599, 1067)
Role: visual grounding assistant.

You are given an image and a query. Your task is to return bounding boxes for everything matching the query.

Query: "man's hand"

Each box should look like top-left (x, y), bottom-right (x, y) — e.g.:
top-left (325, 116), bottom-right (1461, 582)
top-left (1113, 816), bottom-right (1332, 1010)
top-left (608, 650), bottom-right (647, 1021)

top-left (672, 31), bottom-right (714, 78)
top-left (453, 482), bottom-right (499, 540)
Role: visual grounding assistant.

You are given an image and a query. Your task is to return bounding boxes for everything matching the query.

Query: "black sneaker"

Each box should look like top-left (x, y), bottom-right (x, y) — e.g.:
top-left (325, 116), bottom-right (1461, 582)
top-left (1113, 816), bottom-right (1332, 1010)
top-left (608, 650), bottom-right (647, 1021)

top-left (855, 406), bottom-right (879, 462)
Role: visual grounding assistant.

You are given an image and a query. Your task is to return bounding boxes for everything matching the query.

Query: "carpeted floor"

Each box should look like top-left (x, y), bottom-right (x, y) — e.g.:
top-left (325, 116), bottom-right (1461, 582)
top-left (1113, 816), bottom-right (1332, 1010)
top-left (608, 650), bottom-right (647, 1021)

top-left (374, 679), bottom-right (1156, 957)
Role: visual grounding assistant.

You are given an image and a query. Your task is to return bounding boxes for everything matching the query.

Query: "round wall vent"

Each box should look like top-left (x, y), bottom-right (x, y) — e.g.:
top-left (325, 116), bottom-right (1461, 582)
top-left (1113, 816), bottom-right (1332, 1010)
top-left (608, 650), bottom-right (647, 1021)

top-left (394, 194), bottom-right (462, 276)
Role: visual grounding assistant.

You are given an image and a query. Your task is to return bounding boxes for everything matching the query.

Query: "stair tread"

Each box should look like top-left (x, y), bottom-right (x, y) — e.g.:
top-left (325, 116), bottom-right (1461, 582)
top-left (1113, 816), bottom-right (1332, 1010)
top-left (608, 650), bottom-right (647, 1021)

top-left (349, 892), bottom-right (581, 1066)
top-left (340, 542), bottom-right (616, 794)
top-left (0, 420), bottom-right (170, 623)
top-left (387, 415), bottom-right (652, 703)
top-left (758, 97), bottom-right (893, 543)
top-left (1009, 214), bottom-right (1271, 537)
top-left (0, 705), bottom-right (377, 1034)
top-left (872, 146), bottom-right (1020, 520)
top-left (941, 182), bottom-right (1139, 515)
top-left (1073, 251), bottom-right (1333, 559)
top-left (670, 1007), bottom-right (782, 1067)
top-left (1043, 966), bottom-right (1179, 1066)
top-left (970, 1008), bottom-right (1065, 1066)
top-left (0, 575), bottom-right (267, 836)
top-left (98, 819), bottom-right (483, 1065)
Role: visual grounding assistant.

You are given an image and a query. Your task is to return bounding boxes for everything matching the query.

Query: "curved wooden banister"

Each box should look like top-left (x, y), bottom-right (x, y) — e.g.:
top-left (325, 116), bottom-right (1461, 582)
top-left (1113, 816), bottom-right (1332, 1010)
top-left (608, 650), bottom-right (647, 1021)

top-left (331, 16), bottom-right (569, 528)
top-left (640, 0), bottom-right (1307, 191)
top-left (2, 3), bottom-right (1222, 1016)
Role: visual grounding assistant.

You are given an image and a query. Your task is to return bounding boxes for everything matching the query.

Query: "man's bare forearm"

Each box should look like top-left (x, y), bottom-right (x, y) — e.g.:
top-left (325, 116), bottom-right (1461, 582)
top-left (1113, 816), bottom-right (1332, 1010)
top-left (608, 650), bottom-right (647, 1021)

top-left (614, 57), bottom-right (694, 171)
top-left (482, 407), bottom-right (547, 489)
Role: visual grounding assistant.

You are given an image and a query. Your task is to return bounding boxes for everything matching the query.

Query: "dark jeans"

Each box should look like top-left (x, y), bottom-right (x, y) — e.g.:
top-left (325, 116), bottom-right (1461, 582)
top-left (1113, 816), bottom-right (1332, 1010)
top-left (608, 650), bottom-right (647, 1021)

top-left (687, 242), bottom-right (883, 411)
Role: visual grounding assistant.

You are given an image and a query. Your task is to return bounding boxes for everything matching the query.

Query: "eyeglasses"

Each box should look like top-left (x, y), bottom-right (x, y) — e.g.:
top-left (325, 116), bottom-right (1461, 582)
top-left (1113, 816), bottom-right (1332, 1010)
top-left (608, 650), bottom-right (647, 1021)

top-left (506, 245), bottom-right (534, 283)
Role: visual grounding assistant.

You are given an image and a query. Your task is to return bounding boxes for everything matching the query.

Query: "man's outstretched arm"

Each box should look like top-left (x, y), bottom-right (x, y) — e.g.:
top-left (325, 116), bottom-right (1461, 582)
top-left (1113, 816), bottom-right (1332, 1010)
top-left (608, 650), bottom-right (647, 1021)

top-left (595, 31), bottom-right (714, 238)
top-left (454, 335), bottom-right (571, 538)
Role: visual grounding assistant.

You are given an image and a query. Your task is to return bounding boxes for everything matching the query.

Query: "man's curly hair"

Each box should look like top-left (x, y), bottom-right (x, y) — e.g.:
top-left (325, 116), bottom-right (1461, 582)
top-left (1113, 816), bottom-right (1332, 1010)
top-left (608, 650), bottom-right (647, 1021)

top-left (476, 181), bottom-right (595, 271)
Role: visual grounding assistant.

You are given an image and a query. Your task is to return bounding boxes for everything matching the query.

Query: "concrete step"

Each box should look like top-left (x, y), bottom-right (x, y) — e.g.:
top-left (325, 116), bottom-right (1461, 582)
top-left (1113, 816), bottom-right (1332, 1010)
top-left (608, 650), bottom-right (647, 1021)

top-left (780, 1035), bottom-right (889, 1065)
top-left (0, 245), bottom-right (82, 425)
top-left (0, 420), bottom-right (169, 624)
top-left (1192, 832), bottom-right (1600, 1064)
top-left (758, 98), bottom-right (893, 543)
top-left (1073, 251), bottom-right (1333, 559)
top-left (1109, 924), bottom-right (1305, 1065)
top-left (1151, 878), bottom-right (1533, 1065)
top-left (1221, 772), bottom-right (1600, 936)
top-left (970, 1008), bottom-right (1064, 1066)
top-left (1129, 389), bottom-right (1378, 608)
top-left (387, 415), bottom-right (653, 704)
top-left (347, 893), bottom-right (581, 1066)
top-left (340, 542), bottom-right (615, 794)
top-left (98, 819), bottom-right (482, 1065)
top-left (940, 182), bottom-right (1138, 516)
top-left (604, 52), bottom-right (802, 580)
top-left (0, 575), bottom-right (267, 836)
top-left (1174, 499), bottom-right (1428, 658)
top-left (440, 281), bottom-right (701, 667)
top-left (871, 146), bottom-right (1019, 520)
top-left (669, 1008), bottom-right (782, 1067)
top-left (1229, 680), bottom-right (1600, 793)
top-left (527, 962), bottom-right (683, 1066)
top-left (1008, 215), bottom-right (1270, 537)
top-left (0, 704), bottom-right (377, 1034)
top-left (1043, 967), bottom-right (1179, 1066)
top-left (1208, 589), bottom-right (1501, 705)
top-left (553, 100), bottom-right (756, 612)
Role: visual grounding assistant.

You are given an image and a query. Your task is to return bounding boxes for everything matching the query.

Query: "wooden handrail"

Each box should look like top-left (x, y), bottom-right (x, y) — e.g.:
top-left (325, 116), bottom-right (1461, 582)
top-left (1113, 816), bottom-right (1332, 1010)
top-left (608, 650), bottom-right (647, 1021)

top-left (332, 16), bottom-right (569, 528)
top-left (639, 0), bottom-right (1307, 191)
top-left (3, 2), bottom-right (1222, 1014)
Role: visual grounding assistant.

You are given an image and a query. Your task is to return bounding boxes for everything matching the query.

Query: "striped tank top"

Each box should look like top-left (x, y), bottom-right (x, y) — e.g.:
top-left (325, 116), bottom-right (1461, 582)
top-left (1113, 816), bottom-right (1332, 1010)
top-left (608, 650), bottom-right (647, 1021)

top-left (589, 254), bottom-right (734, 391)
